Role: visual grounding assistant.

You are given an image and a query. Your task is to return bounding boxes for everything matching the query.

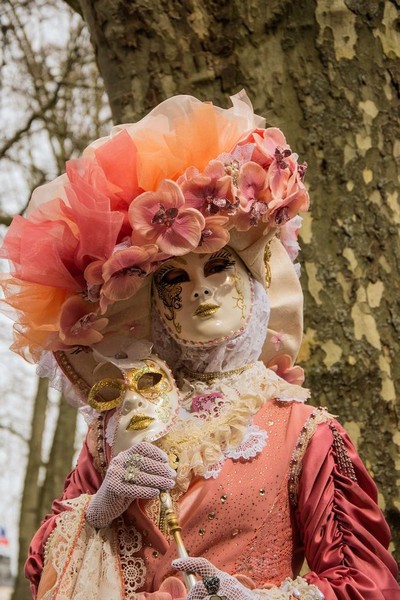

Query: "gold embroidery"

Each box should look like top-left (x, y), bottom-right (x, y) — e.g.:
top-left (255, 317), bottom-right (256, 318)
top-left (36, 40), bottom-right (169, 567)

top-left (264, 241), bottom-right (272, 288)
top-left (54, 350), bottom-right (92, 397)
top-left (144, 488), bottom-right (182, 541)
top-left (94, 414), bottom-right (107, 476)
top-left (182, 362), bottom-right (254, 383)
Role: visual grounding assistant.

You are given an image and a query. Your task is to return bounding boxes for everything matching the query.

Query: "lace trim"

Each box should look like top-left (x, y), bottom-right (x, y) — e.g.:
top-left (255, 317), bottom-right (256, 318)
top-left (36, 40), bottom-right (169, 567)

top-left (158, 363), bottom-right (309, 492)
top-left (42, 496), bottom-right (147, 599)
top-left (255, 576), bottom-right (324, 599)
top-left (38, 350), bottom-right (87, 410)
top-left (289, 407), bottom-right (333, 507)
top-left (226, 424), bottom-right (268, 460)
top-left (202, 425), bottom-right (268, 478)
top-left (203, 425), bottom-right (268, 478)
top-left (106, 413), bottom-right (118, 447)
top-left (117, 520), bottom-right (146, 597)
top-left (41, 495), bottom-right (124, 600)
top-left (203, 460), bottom-right (225, 479)
top-left (43, 528), bottom-right (58, 566)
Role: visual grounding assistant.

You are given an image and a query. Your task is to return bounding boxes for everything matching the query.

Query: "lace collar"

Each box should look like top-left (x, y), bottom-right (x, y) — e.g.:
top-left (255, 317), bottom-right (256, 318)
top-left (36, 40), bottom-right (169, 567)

top-left (157, 362), bottom-right (310, 492)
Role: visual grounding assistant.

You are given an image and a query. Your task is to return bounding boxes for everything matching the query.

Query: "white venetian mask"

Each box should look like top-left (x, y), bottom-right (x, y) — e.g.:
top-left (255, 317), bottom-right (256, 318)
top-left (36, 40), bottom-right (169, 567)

top-left (87, 355), bottom-right (180, 455)
top-left (152, 247), bottom-right (252, 343)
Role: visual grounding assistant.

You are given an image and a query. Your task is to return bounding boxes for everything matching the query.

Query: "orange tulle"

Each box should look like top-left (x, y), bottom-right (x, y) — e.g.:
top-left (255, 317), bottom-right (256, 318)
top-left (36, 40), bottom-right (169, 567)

top-left (0, 276), bottom-right (68, 362)
top-left (94, 129), bottom-right (141, 203)
top-left (131, 102), bottom-right (250, 191)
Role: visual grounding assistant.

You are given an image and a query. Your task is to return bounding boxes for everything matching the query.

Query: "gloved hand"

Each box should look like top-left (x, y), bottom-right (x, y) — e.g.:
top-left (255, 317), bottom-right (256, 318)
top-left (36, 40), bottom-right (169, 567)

top-left (86, 442), bottom-right (176, 529)
top-left (173, 557), bottom-right (254, 600)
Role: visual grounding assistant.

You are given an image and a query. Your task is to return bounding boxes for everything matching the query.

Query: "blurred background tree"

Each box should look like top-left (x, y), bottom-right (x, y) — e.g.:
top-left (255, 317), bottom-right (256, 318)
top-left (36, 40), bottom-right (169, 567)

top-left (0, 1), bottom-right (111, 598)
top-left (1, 0), bottom-right (399, 597)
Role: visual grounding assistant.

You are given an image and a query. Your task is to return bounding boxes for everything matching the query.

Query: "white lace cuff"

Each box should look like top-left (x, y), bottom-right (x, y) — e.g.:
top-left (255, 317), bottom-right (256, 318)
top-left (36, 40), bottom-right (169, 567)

top-left (254, 576), bottom-right (324, 599)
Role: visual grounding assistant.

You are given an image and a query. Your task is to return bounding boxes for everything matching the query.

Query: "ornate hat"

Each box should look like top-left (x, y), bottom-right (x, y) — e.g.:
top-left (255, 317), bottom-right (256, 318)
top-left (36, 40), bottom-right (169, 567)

top-left (0, 90), bottom-right (309, 403)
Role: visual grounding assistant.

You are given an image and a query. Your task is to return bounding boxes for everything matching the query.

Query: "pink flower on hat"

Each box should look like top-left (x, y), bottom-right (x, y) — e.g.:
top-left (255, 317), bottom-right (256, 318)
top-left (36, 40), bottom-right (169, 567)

top-left (271, 330), bottom-right (285, 351)
top-left (84, 244), bottom-right (159, 312)
top-left (102, 244), bottom-right (158, 301)
top-left (280, 216), bottom-right (302, 262)
top-left (266, 154), bottom-right (309, 224)
top-left (235, 128), bottom-right (310, 225)
top-left (237, 127), bottom-right (289, 169)
top-left (234, 161), bottom-right (271, 231)
top-left (129, 180), bottom-right (205, 255)
top-left (181, 160), bottom-right (238, 217)
top-left (192, 215), bottom-right (230, 253)
top-left (59, 295), bottom-right (108, 346)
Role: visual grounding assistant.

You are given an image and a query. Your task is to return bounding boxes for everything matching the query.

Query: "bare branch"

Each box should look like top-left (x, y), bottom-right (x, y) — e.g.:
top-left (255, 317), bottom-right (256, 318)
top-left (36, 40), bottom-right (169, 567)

top-left (62, 0), bottom-right (83, 17)
top-left (0, 82), bottom-right (63, 159)
top-left (0, 423), bottom-right (28, 443)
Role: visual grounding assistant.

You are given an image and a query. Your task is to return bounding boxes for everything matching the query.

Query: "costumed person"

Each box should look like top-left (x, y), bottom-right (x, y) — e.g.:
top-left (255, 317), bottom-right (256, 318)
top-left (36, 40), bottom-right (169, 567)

top-left (1, 91), bottom-right (399, 600)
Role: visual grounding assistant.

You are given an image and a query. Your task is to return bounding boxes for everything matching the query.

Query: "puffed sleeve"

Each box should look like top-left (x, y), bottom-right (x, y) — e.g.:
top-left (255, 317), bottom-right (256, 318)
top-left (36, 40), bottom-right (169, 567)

top-left (25, 430), bottom-right (103, 598)
top-left (295, 419), bottom-right (400, 600)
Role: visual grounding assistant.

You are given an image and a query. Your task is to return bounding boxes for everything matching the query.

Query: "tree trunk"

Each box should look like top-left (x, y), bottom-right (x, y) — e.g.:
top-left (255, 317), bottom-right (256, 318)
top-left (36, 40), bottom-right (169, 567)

top-left (12, 378), bottom-right (49, 600)
top-left (38, 395), bottom-right (78, 522)
top-left (12, 386), bottom-right (78, 600)
top-left (79, 0), bottom-right (400, 560)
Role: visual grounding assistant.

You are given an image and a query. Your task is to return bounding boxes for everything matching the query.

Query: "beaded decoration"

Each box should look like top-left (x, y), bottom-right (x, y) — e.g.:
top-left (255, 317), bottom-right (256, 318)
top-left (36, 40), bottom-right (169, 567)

top-left (288, 406), bottom-right (332, 507)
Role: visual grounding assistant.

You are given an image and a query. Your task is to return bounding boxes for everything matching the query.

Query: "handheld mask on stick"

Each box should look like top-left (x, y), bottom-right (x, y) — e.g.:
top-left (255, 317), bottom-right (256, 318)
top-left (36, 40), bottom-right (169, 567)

top-left (87, 353), bottom-right (180, 452)
top-left (88, 351), bottom-right (195, 588)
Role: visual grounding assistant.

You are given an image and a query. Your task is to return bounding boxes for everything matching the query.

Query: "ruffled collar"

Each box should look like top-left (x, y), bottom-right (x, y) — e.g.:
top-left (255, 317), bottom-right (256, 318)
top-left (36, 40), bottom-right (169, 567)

top-left (156, 361), bottom-right (309, 492)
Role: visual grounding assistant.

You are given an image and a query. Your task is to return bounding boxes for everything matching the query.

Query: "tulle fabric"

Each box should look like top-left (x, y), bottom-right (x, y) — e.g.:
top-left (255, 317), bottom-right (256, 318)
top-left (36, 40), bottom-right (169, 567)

top-left (297, 422), bottom-right (400, 599)
top-left (0, 276), bottom-right (68, 361)
top-left (106, 91), bottom-right (265, 193)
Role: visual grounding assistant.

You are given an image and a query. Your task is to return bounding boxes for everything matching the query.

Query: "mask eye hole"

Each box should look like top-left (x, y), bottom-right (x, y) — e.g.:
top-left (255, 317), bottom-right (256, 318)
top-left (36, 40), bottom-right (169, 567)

top-left (204, 257), bottom-right (235, 277)
top-left (137, 371), bottom-right (163, 391)
top-left (156, 267), bottom-right (189, 286)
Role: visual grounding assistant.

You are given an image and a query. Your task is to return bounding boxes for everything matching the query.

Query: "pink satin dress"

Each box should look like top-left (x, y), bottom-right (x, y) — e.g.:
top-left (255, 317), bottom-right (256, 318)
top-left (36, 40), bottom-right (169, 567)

top-left (26, 400), bottom-right (400, 599)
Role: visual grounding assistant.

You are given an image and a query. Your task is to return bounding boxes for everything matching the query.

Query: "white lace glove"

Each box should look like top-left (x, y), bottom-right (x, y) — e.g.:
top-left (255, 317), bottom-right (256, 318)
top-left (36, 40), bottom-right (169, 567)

top-left (173, 557), bottom-right (253, 600)
top-left (173, 558), bottom-right (324, 600)
top-left (86, 442), bottom-right (175, 529)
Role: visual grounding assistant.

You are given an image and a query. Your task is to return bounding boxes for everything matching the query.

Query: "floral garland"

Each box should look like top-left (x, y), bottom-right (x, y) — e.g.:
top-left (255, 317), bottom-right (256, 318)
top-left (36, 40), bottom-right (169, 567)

top-left (0, 93), bottom-right (309, 361)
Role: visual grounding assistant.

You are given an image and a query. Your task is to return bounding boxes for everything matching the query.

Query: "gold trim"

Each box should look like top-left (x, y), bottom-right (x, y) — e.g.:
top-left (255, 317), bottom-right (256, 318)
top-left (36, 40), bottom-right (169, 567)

top-left (264, 241), bottom-right (272, 288)
top-left (183, 362), bottom-right (254, 383)
top-left (88, 378), bottom-right (126, 411)
top-left (125, 361), bottom-right (172, 401)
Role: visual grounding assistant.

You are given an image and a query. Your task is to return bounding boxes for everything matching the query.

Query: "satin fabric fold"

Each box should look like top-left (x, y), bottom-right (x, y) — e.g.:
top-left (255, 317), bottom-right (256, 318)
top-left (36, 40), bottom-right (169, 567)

top-left (297, 422), bottom-right (399, 599)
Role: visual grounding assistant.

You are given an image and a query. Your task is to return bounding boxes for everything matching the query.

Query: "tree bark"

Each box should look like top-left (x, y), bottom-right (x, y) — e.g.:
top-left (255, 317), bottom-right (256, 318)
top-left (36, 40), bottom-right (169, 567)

top-left (79, 0), bottom-right (400, 560)
top-left (38, 395), bottom-right (78, 522)
top-left (12, 377), bottom-right (49, 600)
top-left (12, 387), bottom-right (79, 600)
